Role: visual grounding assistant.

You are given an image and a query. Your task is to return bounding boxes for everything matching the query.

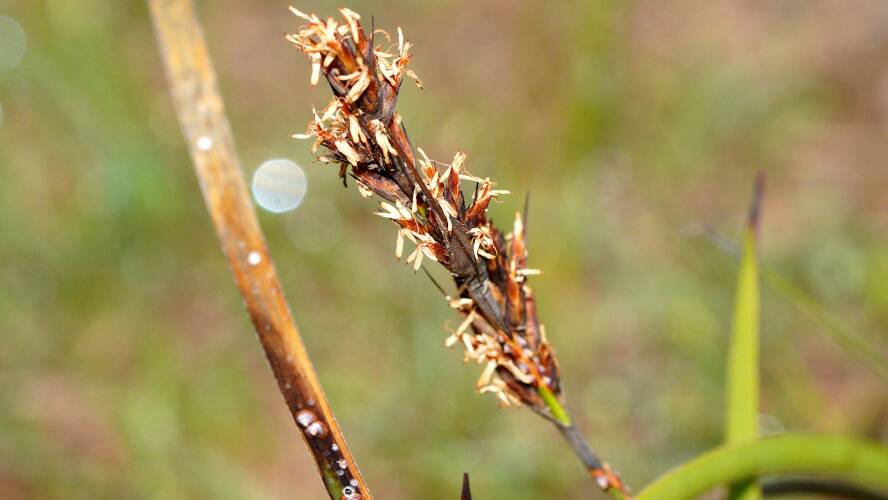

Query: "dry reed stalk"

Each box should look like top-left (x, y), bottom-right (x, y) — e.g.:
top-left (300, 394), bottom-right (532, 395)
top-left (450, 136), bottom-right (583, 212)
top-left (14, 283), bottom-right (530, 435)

top-left (148, 1), bottom-right (370, 499)
top-left (287, 7), bottom-right (631, 498)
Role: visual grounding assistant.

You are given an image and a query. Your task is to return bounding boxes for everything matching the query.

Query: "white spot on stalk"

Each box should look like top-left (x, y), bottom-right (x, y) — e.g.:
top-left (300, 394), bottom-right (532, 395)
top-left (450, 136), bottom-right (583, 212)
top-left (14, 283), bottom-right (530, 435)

top-left (247, 251), bottom-right (262, 266)
top-left (196, 135), bottom-right (213, 151)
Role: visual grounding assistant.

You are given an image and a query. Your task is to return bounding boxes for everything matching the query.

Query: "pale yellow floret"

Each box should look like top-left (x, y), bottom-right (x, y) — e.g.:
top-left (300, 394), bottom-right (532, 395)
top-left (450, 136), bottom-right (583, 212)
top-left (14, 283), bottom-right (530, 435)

top-left (395, 229), bottom-right (405, 260)
top-left (334, 140), bottom-right (360, 166)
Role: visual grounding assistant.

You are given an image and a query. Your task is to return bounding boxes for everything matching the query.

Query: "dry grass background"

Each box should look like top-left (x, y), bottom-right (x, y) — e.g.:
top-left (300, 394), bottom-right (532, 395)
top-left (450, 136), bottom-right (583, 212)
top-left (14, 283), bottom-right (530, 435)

top-left (1, 1), bottom-right (886, 498)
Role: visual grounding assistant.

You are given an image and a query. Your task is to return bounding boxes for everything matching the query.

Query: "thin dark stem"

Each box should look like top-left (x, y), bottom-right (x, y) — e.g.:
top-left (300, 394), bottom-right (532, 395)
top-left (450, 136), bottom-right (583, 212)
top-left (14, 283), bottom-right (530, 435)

top-left (558, 424), bottom-right (605, 472)
top-left (555, 417), bottom-right (628, 499)
top-left (763, 478), bottom-right (888, 499)
top-left (538, 387), bottom-right (629, 497)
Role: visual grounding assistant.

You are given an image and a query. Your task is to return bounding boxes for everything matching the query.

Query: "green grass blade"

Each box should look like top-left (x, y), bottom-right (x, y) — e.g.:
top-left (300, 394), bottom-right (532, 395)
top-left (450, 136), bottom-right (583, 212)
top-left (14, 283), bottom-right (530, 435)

top-left (724, 176), bottom-right (764, 500)
top-left (636, 434), bottom-right (888, 500)
top-left (761, 270), bottom-right (888, 381)
top-left (726, 228), bottom-right (760, 443)
top-left (695, 228), bottom-right (888, 382)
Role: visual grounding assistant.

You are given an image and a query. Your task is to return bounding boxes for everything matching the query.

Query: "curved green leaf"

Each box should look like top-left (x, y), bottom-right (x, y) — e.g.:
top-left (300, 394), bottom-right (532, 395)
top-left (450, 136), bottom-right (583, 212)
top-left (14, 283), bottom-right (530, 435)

top-left (637, 434), bottom-right (888, 500)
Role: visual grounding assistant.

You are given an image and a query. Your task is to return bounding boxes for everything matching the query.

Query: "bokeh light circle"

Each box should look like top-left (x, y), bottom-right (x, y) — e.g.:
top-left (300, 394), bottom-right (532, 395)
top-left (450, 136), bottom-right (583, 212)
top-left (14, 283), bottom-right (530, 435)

top-left (0, 16), bottom-right (26, 72)
top-left (251, 159), bottom-right (307, 213)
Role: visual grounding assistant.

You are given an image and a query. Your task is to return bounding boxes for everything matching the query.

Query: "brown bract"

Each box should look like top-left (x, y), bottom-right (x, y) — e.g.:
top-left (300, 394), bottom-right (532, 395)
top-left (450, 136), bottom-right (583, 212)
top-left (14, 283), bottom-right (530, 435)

top-left (288, 7), bottom-right (561, 415)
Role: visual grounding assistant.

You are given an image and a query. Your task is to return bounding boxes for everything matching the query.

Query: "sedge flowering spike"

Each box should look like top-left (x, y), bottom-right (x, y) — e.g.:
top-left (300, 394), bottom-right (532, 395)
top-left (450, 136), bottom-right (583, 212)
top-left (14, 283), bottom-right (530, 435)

top-left (287, 8), bottom-right (630, 497)
top-left (286, 7), bottom-right (559, 411)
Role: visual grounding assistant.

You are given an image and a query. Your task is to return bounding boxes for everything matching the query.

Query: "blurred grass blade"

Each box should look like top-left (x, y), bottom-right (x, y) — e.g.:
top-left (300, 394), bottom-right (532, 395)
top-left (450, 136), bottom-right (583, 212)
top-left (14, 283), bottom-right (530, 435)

top-left (695, 228), bottom-right (888, 382)
top-left (761, 270), bottom-right (888, 381)
top-left (725, 174), bottom-right (764, 500)
top-left (636, 434), bottom-right (888, 500)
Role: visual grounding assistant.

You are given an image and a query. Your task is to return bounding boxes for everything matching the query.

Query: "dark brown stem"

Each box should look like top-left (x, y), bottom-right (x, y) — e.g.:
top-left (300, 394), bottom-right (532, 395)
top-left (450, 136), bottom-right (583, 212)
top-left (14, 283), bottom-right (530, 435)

top-left (536, 395), bottom-right (629, 498)
top-left (763, 478), bottom-right (888, 499)
top-left (558, 424), bottom-right (605, 472)
top-left (147, 1), bottom-right (370, 498)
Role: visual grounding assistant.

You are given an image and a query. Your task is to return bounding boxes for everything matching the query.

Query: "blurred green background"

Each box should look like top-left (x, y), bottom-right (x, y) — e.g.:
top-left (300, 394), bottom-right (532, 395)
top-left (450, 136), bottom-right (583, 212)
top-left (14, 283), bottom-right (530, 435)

top-left (1, 1), bottom-right (886, 498)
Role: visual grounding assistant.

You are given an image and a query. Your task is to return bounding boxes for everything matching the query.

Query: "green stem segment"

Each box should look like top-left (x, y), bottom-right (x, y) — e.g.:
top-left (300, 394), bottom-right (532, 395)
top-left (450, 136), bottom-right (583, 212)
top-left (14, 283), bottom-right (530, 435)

top-left (538, 386), bottom-right (628, 499)
top-left (637, 434), bottom-right (888, 500)
top-left (539, 385), bottom-right (571, 426)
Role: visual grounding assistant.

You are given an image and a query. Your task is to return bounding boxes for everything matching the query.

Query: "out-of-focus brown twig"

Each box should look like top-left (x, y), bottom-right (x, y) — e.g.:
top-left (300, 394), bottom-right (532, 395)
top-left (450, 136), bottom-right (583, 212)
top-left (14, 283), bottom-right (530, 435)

top-left (147, 1), bottom-right (370, 499)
